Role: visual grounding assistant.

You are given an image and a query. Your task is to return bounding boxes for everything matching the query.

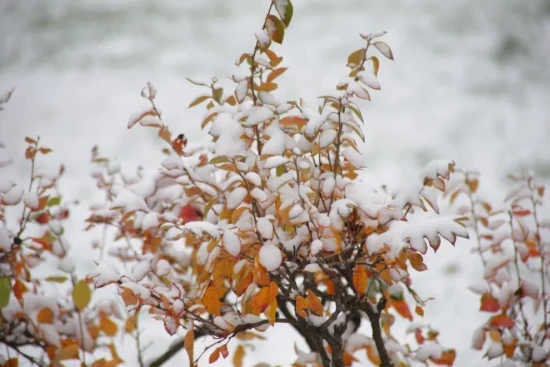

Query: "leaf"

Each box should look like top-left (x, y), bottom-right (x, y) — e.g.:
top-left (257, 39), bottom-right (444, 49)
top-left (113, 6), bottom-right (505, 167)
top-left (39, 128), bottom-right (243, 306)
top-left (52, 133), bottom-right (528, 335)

top-left (158, 126), bottom-right (171, 144)
top-left (72, 279), bottom-right (92, 311)
top-left (267, 67), bottom-right (288, 83)
top-left (257, 82), bottom-right (278, 92)
top-left (55, 343), bottom-right (80, 361)
top-left (184, 330), bottom-right (195, 366)
top-left (368, 56), bottom-right (380, 76)
top-left (265, 15), bottom-right (285, 44)
top-left (390, 298), bottom-right (412, 320)
top-left (265, 298), bottom-right (277, 325)
top-left (233, 345), bottom-right (245, 367)
top-left (0, 277), bottom-right (10, 308)
top-left (513, 209), bottom-right (531, 217)
top-left (249, 282), bottom-right (277, 314)
top-left (274, 0), bottom-right (294, 27)
top-left (212, 88), bottom-right (223, 103)
top-left (47, 197), bottom-right (61, 207)
top-left (306, 291), bottom-right (323, 316)
top-left (352, 265), bottom-right (368, 298)
top-left (209, 347), bottom-right (220, 364)
top-left (125, 314), bottom-right (138, 333)
top-left (366, 345), bottom-right (381, 365)
top-left (347, 49), bottom-right (365, 66)
top-left (100, 314), bottom-right (118, 336)
top-left (39, 147), bottom-right (53, 155)
top-left (373, 41), bottom-right (394, 60)
top-left (1, 359), bottom-right (18, 367)
top-left (13, 278), bottom-right (27, 305)
top-left (489, 314), bottom-right (515, 328)
top-left (202, 284), bottom-right (221, 316)
top-left (187, 94), bottom-right (211, 109)
top-left (295, 295), bottom-right (307, 318)
top-left (45, 276), bottom-right (69, 283)
top-left (480, 293), bottom-right (500, 312)
top-left (466, 178), bottom-right (479, 193)
top-left (37, 307), bottom-right (54, 323)
top-left (431, 349), bottom-right (456, 365)
top-left (415, 305), bottom-right (424, 317)
top-left (25, 137), bottom-right (37, 144)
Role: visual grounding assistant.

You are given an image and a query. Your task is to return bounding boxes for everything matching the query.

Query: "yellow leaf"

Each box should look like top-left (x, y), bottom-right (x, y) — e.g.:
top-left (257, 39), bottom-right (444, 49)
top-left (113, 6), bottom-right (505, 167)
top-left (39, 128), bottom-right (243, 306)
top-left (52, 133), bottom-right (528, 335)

top-left (257, 82), bottom-right (278, 92)
top-left (72, 280), bottom-right (91, 311)
top-left (125, 314), bottom-right (138, 333)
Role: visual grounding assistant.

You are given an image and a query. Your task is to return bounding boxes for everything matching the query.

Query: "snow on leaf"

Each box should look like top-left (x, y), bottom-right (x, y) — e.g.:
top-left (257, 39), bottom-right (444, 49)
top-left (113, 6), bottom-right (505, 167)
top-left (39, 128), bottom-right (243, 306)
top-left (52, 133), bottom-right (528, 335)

top-left (2, 185), bottom-right (24, 205)
top-left (342, 149), bottom-right (365, 168)
top-left (110, 188), bottom-right (149, 213)
top-left (373, 41), bottom-right (394, 60)
top-left (319, 129), bottom-right (337, 148)
top-left (259, 244), bottom-right (282, 271)
top-left (264, 155), bottom-right (289, 169)
top-left (257, 217), bottom-right (274, 239)
top-left (142, 212), bottom-right (159, 231)
top-left (245, 106), bottom-right (273, 127)
top-left (227, 187), bottom-right (248, 209)
top-left (358, 71), bottom-right (381, 90)
top-left (22, 192), bottom-right (39, 209)
top-left (274, 0), bottom-right (293, 26)
top-left (223, 230), bottom-right (241, 257)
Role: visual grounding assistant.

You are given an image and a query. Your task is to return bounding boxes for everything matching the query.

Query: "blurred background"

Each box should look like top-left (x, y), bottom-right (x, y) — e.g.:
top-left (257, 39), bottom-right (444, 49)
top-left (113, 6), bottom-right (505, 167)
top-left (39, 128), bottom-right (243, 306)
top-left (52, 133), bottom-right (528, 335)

top-left (1, 0), bottom-right (549, 365)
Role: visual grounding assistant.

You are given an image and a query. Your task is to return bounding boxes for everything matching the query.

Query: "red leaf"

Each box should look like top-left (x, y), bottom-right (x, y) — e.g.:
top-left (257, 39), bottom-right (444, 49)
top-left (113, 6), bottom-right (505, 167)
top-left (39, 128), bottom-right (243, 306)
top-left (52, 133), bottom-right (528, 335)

top-left (489, 314), bottom-right (515, 328)
top-left (179, 204), bottom-right (200, 223)
top-left (480, 293), bottom-right (500, 312)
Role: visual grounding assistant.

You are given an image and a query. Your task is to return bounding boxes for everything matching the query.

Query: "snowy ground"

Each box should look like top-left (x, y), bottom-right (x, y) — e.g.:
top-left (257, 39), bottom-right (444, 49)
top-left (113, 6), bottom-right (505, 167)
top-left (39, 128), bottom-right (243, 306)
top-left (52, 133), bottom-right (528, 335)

top-left (1, 0), bottom-right (550, 366)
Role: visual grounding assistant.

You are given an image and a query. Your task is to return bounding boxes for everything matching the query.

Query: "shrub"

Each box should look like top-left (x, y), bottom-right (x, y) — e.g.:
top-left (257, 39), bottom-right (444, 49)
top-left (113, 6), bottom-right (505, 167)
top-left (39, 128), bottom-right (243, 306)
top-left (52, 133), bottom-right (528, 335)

top-left (0, 1), bottom-right (548, 366)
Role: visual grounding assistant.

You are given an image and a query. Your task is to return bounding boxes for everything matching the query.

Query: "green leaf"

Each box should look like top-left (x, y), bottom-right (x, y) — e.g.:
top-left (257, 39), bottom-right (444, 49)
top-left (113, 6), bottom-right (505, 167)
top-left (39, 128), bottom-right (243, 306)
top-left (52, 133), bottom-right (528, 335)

top-left (265, 15), bottom-right (285, 44)
top-left (0, 277), bottom-right (11, 308)
top-left (47, 197), bottom-right (61, 207)
top-left (209, 155), bottom-right (231, 165)
top-left (274, 0), bottom-right (294, 27)
top-left (276, 165), bottom-right (286, 177)
top-left (187, 94), bottom-right (211, 109)
top-left (46, 276), bottom-right (69, 283)
top-left (72, 280), bottom-right (91, 311)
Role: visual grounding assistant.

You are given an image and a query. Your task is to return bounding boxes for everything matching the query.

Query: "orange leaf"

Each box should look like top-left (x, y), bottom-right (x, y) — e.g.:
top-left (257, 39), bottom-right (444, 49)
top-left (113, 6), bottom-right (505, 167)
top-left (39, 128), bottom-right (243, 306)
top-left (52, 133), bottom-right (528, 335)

top-left (391, 298), bottom-right (412, 320)
top-left (184, 330), bottom-right (195, 366)
top-left (296, 295), bottom-right (307, 318)
top-left (37, 307), bottom-right (54, 324)
top-left (431, 349), bottom-right (456, 365)
top-left (13, 278), bottom-right (27, 305)
top-left (352, 265), bottom-right (368, 298)
top-left (513, 209), bottom-right (531, 217)
top-left (202, 284), bottom-right (221, 316)
top-left (306, 291), bottom-right (323, 316)
top-left (249, 282), bottom-right (278, 315)
top-left (120, 287), bottom-right (139, 307)
top-left (489, 314), bottom-right (515, 328)
top-left (100, 314), bottom-right (118, 336)
top-left (235, 272), bottom-right (253, 297)
top-left (257, 82), bottom-right (278, 92)
top-left (55, 343), bottom-right (80, 361)
top-left (1, 359), bottom-right (18, 367)
top-left (366, 345), bottom-right (381, 365)
top-left (480, 293), bottom-right (500, 312)
top-left (279, 116), bottom-right (307, 130)
top-left (125, 314), bottom-right (138, 333)
top-left (266, 67), bottom-right (288, 83)
top-left (415, 305), bottom-right (424, 317)
top-left (209, 347), bottom-right (220, 364)
top-left (265, 298), bottom-right (277, 325)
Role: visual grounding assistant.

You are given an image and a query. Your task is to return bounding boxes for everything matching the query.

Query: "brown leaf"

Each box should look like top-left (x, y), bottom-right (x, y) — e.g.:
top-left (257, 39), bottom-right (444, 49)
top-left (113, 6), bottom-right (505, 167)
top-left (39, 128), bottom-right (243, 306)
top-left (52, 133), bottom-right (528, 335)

top-left (233, 345), bottom-right (245, 367)
top-left (184, 330), bottom-right (195, 366)
top-left (267, 67), bottom-right (288, 83)
top-left (100, 314), bottom-right (118, 336)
